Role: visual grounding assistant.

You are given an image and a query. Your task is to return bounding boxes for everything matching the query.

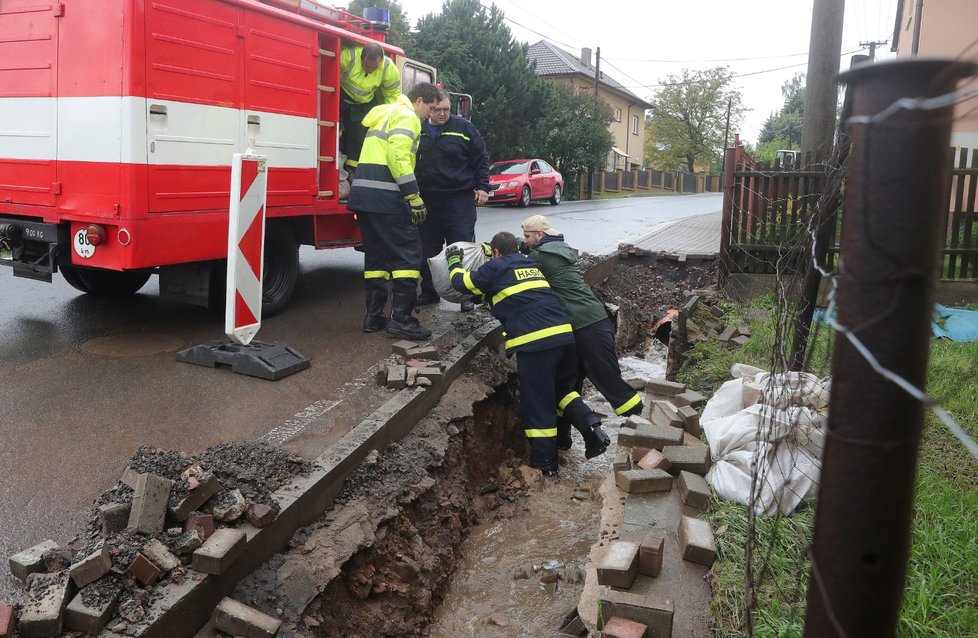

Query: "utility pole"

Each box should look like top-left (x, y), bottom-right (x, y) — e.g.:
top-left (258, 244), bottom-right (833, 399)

top-left (799, 0), bottom-right (845, 168)
top-left (721, 97), bottom-right (732, 181)
top-left (859, 40), bottom-right (889, 60)
top-left (911, 0), bottom-right (924, 55)
top-left (587, 47), bottom-right (601, 199)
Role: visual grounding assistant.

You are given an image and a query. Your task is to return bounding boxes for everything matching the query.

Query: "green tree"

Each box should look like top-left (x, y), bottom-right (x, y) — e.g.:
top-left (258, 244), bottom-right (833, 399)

top-left (344, 0), bottom-right (412, 50)
top-left (645, 67), bottom-right (744, 174)
top-left (410, 0), bottom-right (550, 161)
top-left (758, 72), bottom-right (805, 146)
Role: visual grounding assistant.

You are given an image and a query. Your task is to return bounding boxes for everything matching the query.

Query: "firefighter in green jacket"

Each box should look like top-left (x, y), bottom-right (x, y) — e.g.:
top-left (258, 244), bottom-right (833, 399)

top-left (339, 42), bottom-right (401, 177)
top-left (347, 82), bottom-right (440, 340)
top-left (521, 215), bottom-right (645, 449)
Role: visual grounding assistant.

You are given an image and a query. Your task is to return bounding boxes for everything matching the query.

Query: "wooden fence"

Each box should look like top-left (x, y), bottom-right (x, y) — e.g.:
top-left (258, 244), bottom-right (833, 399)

top-left (720, 145), bottom-right (978, 281)
top-left (580, 168), bottom-right (721, 199)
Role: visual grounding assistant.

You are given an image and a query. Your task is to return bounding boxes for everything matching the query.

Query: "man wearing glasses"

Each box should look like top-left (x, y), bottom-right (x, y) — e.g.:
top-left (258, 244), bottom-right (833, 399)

top-left (415, 89), bottom-right (491, 311)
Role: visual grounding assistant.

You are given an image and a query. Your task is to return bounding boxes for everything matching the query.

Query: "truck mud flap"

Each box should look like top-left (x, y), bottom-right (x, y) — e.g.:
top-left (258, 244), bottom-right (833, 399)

top-left (176, 340), bottom-right (310, 380)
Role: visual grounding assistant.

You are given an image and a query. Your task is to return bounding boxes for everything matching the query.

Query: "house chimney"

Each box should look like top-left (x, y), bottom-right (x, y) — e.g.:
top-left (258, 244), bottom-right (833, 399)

top-left (581, 47), bottom-right (592, 67)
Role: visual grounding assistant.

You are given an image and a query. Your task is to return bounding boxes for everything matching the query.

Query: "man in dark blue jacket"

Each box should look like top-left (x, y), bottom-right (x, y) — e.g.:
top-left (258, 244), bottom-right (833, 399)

top-left (447, 232), bottom-right (609, 477)
top-left (417, 89), bottom-right (491, 311)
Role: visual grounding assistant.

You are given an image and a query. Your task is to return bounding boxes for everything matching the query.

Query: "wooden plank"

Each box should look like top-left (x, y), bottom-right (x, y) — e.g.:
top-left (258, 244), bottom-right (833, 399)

top-left (961, 148), bottom-right (978, 279)
top-left (949, 147), bottom-right (969, 278)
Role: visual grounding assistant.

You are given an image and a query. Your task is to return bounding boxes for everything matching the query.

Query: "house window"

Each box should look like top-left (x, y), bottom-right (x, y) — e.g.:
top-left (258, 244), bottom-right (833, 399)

top-left (614, 108), bottom-right (622, 122)
top-left (631, 115), bottom-right (639, 135)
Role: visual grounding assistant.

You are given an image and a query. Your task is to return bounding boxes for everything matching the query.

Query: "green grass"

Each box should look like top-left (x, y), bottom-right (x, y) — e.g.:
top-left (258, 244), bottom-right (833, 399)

top-left (680, 302), bottom-right (978, 636)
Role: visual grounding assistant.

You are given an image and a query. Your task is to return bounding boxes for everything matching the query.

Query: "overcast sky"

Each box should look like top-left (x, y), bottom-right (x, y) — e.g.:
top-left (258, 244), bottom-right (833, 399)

top-left (388, 0), bottom-right (899, 144)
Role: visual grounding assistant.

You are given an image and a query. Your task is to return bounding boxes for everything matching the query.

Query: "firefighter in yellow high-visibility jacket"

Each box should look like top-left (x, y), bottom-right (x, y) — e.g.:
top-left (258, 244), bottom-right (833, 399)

top-left (339, 42), bottom-right (401, 177)
top-left (347, 82), bottom-right (440, 341)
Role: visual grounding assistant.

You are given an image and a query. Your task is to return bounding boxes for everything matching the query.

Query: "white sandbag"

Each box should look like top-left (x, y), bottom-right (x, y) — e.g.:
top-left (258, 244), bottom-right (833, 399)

top-left (427, 241), bottom-right (488, 304)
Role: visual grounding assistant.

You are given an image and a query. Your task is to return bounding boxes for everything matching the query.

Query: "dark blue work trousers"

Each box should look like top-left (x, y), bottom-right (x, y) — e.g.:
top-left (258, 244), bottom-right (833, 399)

top-left (418, 191), bottom-right (477, 295)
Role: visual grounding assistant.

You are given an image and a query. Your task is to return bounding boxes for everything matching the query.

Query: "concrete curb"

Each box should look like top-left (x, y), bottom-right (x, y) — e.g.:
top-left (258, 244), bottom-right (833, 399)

top-left (102, 320), bottom-right (503, 638)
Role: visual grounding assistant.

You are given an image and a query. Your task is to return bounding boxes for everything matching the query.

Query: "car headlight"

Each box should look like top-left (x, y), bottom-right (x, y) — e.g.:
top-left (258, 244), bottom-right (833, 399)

top-left (506, 181), bottom-right (519, 188)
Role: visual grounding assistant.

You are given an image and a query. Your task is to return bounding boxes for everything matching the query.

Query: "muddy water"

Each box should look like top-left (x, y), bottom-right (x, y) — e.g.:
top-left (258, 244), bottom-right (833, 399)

top-left (429, 344), bottom-right (667, 637)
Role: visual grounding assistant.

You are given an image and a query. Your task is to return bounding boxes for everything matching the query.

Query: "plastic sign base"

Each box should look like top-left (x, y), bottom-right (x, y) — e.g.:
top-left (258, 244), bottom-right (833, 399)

top-left (177, 340), bottom-right (310, 381)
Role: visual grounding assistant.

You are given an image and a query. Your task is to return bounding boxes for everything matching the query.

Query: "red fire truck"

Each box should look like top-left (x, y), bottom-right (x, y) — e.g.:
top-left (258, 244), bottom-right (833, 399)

top-left (0, 0), bottom-right (438, 313)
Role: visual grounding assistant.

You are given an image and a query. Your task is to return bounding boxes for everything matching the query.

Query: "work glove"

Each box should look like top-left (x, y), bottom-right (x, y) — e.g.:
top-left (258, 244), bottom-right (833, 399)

top-left (445, 245), bottom-right (464, 269)
top-left (481, 242), bottom-right (493, 259)
top-left (406, 193), bottom-right (427, 225)
top-left (517, 239), bottom-right (531, 255)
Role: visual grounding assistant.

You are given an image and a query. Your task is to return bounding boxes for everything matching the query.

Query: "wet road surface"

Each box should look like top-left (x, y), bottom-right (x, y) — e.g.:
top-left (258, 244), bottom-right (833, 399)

top-left (0, 193), bottom-right (719, 596)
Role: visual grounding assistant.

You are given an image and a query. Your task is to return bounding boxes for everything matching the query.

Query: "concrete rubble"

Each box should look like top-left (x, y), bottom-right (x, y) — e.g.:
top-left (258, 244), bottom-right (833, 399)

top-left (377, 340), bottom-right (445, 389)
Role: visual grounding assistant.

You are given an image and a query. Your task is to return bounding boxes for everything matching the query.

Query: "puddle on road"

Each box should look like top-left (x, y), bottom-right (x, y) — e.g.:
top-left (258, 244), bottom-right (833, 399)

top-left (79, 332), bottom-right (184, 357)
top-left (429, 341), bottom-right (668, 637)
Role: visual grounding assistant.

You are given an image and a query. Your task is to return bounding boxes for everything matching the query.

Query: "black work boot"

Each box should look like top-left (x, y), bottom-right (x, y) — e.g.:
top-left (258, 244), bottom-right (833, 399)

top-left (362, 283), bottom-right (389, 333)
top-left (386, 291), bottom-right (432, 340)
top-left (417, 288), bottom-right (441, 306)
top-left (556, 422), bottom-right (572, 451)
top-left (582, 422), bottom-right (610, 459)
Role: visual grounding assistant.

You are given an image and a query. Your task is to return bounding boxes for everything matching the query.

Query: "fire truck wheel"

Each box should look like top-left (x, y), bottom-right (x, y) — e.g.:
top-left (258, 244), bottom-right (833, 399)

top-left (77, 268), bottom-right (152, 297)
top-left (262, 223), bottom-right (299, 316)
top-left (60, 265), bottom-right (93, 293)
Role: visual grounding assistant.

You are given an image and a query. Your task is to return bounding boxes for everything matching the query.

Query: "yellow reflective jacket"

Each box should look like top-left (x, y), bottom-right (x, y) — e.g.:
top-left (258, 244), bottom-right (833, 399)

top-left (346, 94), bottom-right (421, 214)
top-left (340, 46), bottom-right (401, 104)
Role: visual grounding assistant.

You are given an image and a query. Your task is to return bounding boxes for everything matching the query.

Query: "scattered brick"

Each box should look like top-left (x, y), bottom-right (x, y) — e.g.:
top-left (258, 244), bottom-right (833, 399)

top-left (120, 466), bottom-right (141, 489)
top-left (597, 541), bottom-right (639, 588)
top-left (736, 325), bottom-right (752, 337)
top-left (639, 533), bottom-right (665, 577)
top-left (718, 326), bottom-right (738, 342)
top-left (709, 304), bottom-right (725, 318)
top-left (650, 401), bottom-right (684, 428)
top-left (645, 378), bottom-right (686, 396)
top-left (624, 414), bottom-right (652, 429)
top-left (386, 364), bottom-right (407, 389)
top-left (613, 452), bottom-right (631, 473)
top-left (127, 553), bottom-right (162, 586)
top-left (406, 345), bottom-right (438, 359)
top-left (617, 427), bottom-right (636, 448)
top-left (637, 449), bottom-right (672, 472)
top-left (630, 446), bottom-right (652, 463)
top-left (142, 539), bottom-right (180, 572)
top-left (126, 473), bottom-right (172, 535)
top-left (69, 543), bottom-right (111, 589)
top-left (213, 597), bottom-right (282, 638)
top-left (185, 512), bottom-right (216, 541)
top-left (598, 588), bottom-right (673, 638)
top-left (169, 471), bottom-right (220, 521)
top-left (602, 615), bottom-right (648, 638)
top-left (731, 335), bottom-right (750, 346)
top-left (678, 515), bottom-right (717, 567)
top-left (415, 367), bottom-right (442, 381)
top-left (677, 405), bottom-right (701, 436)
top-left (615, 469), bottom-right (672, 494)
top-left (193, 528), bottom-right (247, 575)
top-left (390, 340), bottom-right (418, 356)
top-left (416, 377), bottom-right (432, 387)
top-left (8, 540), bottom-right (58, 582)
top-left (98, 502), bottom-right (131, 536)
top-left (375, 361), bottom-right (389, 386)
top-left (213, 488), bottom-right (248, 522)
top-left (64, 583), bottom-right (120, 634)
top-left (19, 570), bottom-right (74, 638)
top-left (624, 376), bottom-right (646, 390)
top-left (247, 503), bottom-right (276, 528)
top-left (630, 423), bottom-right (684, 451)
top-left (405, 367), bottom-right (418, 387)
top-left (674, 390), bottom-right (707, 409)
top-left (172, 530), bottom-right (203, 557)
top-left (0, 602), bottom-right (13, 638)
top-left (662, 445), bottom-right (711, 476)
top-left (678, 471), bottom-right (712, 512)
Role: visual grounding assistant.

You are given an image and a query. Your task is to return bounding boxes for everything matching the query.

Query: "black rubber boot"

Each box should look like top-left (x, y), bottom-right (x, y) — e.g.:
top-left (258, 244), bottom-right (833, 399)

top-left (386, 291), bottom-right (432, 340)
top-left (362, 283), bottom-right (388, 333)
top-left (417, 289), bottom-right (441, 306)
top-left (460, 300), bottom-right (475, 312)
top-left (582, 422), bottom-right (610, 459)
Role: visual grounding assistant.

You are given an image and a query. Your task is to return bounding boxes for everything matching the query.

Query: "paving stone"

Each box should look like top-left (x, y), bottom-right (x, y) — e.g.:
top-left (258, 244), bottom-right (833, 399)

top-left (718, 326), bottom-right (737, 341)
top-left (127, 553), bottom-right (162, 586)
top-left (624, 376), bottom-right (646, 390)
top-left (731, 335), bottom-right (750, 346)
top-left (172, 530), bottom-right (203, 557)
top-left (390, 340), bottom-right (418, 356)
top-left (645, 378), bottom-right (686, 396)
top-left (603, 615), bottom-right (648, 638)
top-left (678, 471), bottom-right (712, 512)
top-left (98, 502), bottom-right (131, 536)
top-left (247, 503), bottom-right (276, 528)
top-left (678, 515), bottom-right (717, 567)
top-left (615, 469), bottom-right (672, 494)
top-left (662, 445), bottom-right (711, 476)
top-left (375, 361), bottom-right (389, 386)
top-left (736, 325), bottom-right (752, 337)
top-left (613, 452), bottom-right (631, 473)
top-left (169, 471), bottom-right (220, 521)
top-left (142, 539), bottom-right (180, 572)
top-left (674, 390), bottom-right (707, 409)
top-left (19, 570), bottom-right (74, 638)
top-left (650, 401), bottom-right (684, 428)
top-left (638, 532), bottom-right (665, 577)
top-left (415, 367), bottom-right (442, 381)
top-left (596, 541), bottom-right (639, 588)
top-left (406, 345), bottom-right (438, 360)
top-left (126, 473), bottom-right (172, 535)
top-left (637, 449), bottom-right (672, 472)
top-left (630, 423), bottom-right (684, 451)
top-left (9, 540), bottom-right (58, 582)
top-left (677, 405), bottom-right (701, 436)
top-left (213, 597), bottom-right (282, 638)
top-left (0, 602), bottom-right (13, 638)
top-left (185, 513), bottom-right (215, 541)
top-left (624, 414), bottom-right (652, 429)
top-left (386, 364), bottom-right (407, 389)
top-left (598, 588), bottom-right (673, 638)
top-left (630, 446), bottom-right (652, 463)
top-left (193, 528), bottom-right (246, 575)
top-left (64, 583), bottom-right (120, 634)
top-left (68, 543), bottom-right (111, 588)
top-left (617, 427), bottom-right (636, 448)
top-left (120, 467), bottom-right (141, 490)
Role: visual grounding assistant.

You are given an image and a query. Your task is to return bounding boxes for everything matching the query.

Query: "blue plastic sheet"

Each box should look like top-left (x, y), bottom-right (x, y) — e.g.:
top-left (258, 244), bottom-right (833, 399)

top-left (813, 305), bottom-right (978, 342)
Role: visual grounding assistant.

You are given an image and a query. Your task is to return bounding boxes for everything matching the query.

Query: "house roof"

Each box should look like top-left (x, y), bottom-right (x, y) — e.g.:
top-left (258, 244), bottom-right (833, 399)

top-left (527, 40), bottom-right (652, 109)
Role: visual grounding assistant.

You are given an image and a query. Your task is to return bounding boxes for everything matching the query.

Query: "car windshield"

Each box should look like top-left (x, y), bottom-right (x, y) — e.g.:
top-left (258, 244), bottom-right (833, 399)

top-left (490, 161), bottom-right (529, 176)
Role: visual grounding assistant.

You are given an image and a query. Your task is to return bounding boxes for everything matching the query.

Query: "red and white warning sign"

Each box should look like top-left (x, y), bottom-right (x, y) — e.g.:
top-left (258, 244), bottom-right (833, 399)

top-left (225, 153), bottom-right (268, 345)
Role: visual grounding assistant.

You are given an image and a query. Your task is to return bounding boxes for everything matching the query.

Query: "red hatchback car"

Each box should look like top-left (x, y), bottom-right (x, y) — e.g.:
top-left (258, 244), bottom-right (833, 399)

top-left (487, 159), bottom-right (563, 207)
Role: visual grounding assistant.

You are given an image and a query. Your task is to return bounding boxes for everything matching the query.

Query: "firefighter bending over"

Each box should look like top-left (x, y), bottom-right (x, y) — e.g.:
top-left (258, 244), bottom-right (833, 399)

top-left (446, 232), bottom-right (610, 477)
top-left (347, 82), bottom-right (439, 340)
top-left (339, 42), bottom-right (401, 178)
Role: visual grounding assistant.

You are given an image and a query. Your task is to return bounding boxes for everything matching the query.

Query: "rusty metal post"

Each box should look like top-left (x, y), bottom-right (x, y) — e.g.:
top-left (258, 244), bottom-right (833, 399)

top-left (804, 58), bottom-right (978, 637)
top-left (718, 146), bottom-right (737, 285)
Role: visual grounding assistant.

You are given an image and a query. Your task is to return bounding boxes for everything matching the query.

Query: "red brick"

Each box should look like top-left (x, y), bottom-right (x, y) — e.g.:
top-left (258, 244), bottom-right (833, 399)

top-left (0, 602), bottom-right (13, 637)
top-left (636, 449), bottom-right (672, 472)
top-left (247, 503), bottom-right (276, 528)
top-left (127, 553), bottom-right (162, 586)
top-left (630, 446), bottom-right (652, 463)
top-left (185, 513), bottom-right (215, 541)
top-left (603, 615), bottom-right (648, 638)
top-left (639, 533), bottom-right (665, 577)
